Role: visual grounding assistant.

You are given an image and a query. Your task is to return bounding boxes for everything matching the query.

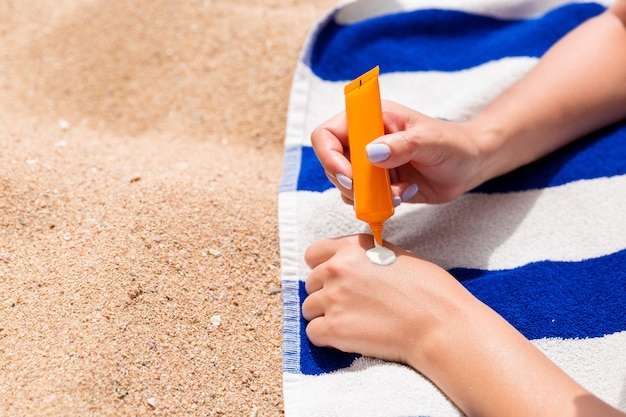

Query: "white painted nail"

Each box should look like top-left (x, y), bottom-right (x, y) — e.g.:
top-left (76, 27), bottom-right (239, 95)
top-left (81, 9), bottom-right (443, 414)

top-left (336, 173), bottom-right (353, 190)
top-left (401, 183), bottom-right (418, 201)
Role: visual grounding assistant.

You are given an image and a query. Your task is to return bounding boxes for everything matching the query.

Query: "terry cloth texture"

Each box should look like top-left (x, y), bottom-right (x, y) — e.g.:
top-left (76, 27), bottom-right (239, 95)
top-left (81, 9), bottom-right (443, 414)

top-left (278, 1), bottom-right (626, 416)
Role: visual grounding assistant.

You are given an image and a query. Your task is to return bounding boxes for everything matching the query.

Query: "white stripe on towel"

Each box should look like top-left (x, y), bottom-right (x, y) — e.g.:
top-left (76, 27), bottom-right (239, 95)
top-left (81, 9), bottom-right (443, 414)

top-left (280, 174), bottom-right (626, 273)
top-left (334, 0), bottom-right (616, 24)
top-left (284, 331), bottom-right (626, 417)
top-left (286, 57), bottom-right (538, 148)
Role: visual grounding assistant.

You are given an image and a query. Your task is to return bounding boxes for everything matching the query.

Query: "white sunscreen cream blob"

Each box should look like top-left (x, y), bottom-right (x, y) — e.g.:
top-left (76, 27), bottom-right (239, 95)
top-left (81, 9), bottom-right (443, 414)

top-left (365, 241), bottom-right (397, 266)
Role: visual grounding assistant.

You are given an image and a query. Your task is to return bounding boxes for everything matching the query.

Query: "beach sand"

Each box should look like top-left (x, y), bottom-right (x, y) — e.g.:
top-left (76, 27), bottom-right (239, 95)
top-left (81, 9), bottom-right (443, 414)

top-left (0, 1), bottom-right (335, 415)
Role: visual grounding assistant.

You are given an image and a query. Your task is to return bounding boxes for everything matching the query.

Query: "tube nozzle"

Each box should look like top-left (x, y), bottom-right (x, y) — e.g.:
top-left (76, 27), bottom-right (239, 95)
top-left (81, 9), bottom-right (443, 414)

top-left (369, 222), bottom-right (384, 246)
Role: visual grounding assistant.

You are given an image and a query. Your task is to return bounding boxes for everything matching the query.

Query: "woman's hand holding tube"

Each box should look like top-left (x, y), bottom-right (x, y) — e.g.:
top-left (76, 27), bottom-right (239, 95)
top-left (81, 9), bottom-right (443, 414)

top-left (311, 101), bottom-right (485, 205)
top-left (312, 7), bottom-right (626, 207)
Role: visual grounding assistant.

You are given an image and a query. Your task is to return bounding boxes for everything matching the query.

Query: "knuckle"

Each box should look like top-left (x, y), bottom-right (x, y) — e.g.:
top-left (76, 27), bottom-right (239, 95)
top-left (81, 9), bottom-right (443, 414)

top-left (392, 132), bottom-right (418, 160)
top-left (310, 126), bottom-right (322, 143)
top-left (303, 245), bottom-right (315, 265)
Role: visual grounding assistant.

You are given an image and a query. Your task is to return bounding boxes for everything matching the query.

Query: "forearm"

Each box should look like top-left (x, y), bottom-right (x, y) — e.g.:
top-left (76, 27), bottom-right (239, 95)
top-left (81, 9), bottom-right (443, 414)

top-left (468, 5), bottom-right (626, 183)
top-left (412, 296), bottom-right (623, 417)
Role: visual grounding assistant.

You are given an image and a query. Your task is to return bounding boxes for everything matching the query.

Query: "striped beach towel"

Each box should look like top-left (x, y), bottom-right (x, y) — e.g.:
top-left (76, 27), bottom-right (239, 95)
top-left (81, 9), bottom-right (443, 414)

top-left (279, 1), bottom-right (626, 415)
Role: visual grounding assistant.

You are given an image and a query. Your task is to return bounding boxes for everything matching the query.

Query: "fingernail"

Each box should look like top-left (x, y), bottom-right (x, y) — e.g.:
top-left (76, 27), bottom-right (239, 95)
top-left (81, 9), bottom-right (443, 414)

top-left (336, 173), bottom-right (353, 190)
top-left (401, 183), bottom-right (419, 201)
top-left (365, 143), bottom-right (391, 163)
top-left (393, 196), bottom-right (402, 207)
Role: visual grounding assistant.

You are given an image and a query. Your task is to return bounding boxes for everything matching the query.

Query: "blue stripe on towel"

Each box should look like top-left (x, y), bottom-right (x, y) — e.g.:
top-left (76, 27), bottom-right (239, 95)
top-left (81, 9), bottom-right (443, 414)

top-left (296, 249), bottom-right (626, 375)
top-left (452, 248), bottom-right (626, 340)
top-left (296, 121), bottom-right (626, 193)
top-left (309, 3), bottom-right (605, 81)
top-left (296, 146), bottom-right (333, 192)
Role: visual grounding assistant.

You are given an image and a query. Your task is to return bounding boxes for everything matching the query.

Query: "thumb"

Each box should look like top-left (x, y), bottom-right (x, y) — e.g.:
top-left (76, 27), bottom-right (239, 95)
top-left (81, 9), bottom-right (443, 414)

top-left (366, 130), bottom-right (419, 169)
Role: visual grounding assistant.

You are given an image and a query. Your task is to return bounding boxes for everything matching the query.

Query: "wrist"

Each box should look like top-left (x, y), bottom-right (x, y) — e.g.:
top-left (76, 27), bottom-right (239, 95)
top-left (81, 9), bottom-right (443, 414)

top-left (401, 280), bottom-right (485, 377)
top-left (463, 116), bottom-right (535, 185)
top-left (453, 119), bottom-right (508, 190)
top-left (403, 290), bottom-right (600, 417)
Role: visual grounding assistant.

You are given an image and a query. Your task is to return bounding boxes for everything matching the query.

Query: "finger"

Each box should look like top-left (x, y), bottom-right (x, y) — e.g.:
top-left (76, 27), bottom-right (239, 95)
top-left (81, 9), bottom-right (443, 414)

top-left (306, 316), bottom-right (355, 354)
top-left (304, 316), bottom-right (334, 348)
top-left (390, 182), bottom-right (420, 205)
top-left (334, 172), bottom-right (353, 191)
top-left (341, 193), bottom-right (355, 206)
top-left (389, 169), bottom-right (402, 206)
top-left (324, 171), bottom-right (355, 204)
top-left (305, 235), bottom-right (369, 270)
top-left (389, 167), bottom-right (419, 207)
top-left (311, 113), bottom-right (353, 184)
top-left (366, 129), bottom-right (420, 169)
top-left (301, 291), bottom-right (325, 321)
top-left (304, 238), bottom-right (342, 269)
top-left (304, 259), bottom-right (326, 295)
top-left (389, 167), bottom-right (399, 184)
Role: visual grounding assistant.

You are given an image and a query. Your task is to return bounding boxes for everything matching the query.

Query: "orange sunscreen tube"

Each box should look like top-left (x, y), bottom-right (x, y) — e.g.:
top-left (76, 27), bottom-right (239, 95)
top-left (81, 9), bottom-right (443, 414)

top-left (344, 66), bottom-right (394, 245)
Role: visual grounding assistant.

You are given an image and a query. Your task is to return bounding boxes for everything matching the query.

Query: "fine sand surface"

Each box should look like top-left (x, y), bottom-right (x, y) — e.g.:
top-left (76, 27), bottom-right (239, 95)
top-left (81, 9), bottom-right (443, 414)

top-left (0, 1), bottom-right (336, 415)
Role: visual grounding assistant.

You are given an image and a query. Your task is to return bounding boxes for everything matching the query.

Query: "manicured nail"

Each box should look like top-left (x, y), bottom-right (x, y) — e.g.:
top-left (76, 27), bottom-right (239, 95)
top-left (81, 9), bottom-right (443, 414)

top-left (336, 173), bottom-right (353, 190)
top-left (401, 183), bottom-right (419, 201)
top-left (393, 196), bottom-right (402, 207)
top-left (366, 143), bottom-right (391, 163)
